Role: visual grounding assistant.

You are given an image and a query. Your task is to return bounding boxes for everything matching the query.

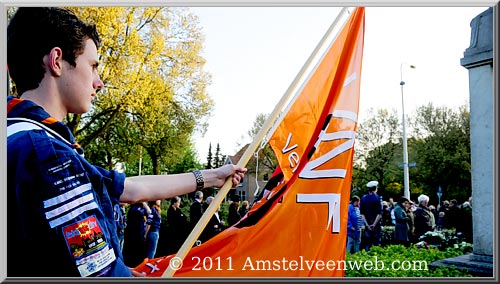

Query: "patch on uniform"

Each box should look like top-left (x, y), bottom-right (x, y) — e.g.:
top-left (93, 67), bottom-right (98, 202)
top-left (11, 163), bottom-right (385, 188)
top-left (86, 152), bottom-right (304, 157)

top-left (47, 159), bottom-right (73, 175)
top-left (62, 215), bottom-right (116, 277)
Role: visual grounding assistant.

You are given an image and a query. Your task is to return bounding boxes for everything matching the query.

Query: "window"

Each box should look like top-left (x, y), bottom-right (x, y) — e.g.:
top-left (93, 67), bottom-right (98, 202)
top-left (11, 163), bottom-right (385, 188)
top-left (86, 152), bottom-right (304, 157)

top-left (239, 190), bottom-right (246, 202)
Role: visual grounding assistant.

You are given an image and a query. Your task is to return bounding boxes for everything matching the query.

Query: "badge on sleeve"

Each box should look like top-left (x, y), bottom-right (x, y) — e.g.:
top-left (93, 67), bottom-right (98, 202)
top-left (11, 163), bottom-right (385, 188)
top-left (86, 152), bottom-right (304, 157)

top-left (62, 215), bottom-right (116, 277)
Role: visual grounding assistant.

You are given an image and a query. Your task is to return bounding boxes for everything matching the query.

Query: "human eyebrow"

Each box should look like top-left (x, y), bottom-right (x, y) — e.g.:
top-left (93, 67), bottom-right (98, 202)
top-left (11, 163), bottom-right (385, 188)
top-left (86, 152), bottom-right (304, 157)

top-left (90, 57), bottom-right (99, 67)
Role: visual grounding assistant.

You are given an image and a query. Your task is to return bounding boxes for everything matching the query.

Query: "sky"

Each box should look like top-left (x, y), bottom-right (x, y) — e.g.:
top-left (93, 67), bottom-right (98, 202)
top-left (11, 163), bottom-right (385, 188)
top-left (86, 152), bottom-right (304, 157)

top-left (188, 6), bottom-right (490, 163)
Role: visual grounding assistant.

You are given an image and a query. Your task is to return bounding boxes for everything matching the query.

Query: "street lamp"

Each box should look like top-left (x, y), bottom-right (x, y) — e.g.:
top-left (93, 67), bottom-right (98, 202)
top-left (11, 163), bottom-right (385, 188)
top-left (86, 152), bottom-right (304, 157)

top-left (400, 63), bottom-right (415, 199)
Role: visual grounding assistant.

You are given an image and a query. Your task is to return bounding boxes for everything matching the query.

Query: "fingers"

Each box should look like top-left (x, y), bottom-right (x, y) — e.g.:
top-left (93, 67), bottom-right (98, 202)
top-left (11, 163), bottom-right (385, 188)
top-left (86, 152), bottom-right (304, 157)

top-left (130, 268), bottom-right (146, 277)
top-left (221, 165), bottom-right (246, 185)
top-left (231, 170), bottom-right (246, 186)
top-left (228, 164), bottom-right (247, 174)
top-left (232, 175), bottom-right (240, 187)
top-left (212, 165), bottom-right (247, 188)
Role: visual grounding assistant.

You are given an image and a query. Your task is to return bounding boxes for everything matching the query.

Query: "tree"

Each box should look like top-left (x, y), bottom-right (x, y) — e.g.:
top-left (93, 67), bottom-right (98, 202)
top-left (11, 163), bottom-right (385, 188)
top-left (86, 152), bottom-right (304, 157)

top-left (410, 103), bottom-right (471, 202)
top-left (63, 7), bottom-right (213, 174)
top-left (206, 143), bottom-right (213, 169)
top-left (246, 113), bottom-right (278, 177)
top-left (353, 108), bottom-right (401, 193)
top-left (168, 147), bottom-right (203, 174)
top-left (353, 103), bottom-right (471, 203)
top-left (213, 143), bottom-right (225, 168)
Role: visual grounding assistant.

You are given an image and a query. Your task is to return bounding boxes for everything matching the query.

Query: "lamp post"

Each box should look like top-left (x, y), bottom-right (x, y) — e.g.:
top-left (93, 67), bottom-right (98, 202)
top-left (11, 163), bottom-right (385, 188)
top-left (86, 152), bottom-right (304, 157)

top-left (400, 63), bottom-right (415, 199)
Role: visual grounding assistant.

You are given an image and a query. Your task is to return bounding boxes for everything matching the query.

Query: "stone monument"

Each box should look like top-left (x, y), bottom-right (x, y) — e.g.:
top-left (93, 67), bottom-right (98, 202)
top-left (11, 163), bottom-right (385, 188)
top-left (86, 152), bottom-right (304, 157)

top-left (431, 6), bottom-right (494, 277)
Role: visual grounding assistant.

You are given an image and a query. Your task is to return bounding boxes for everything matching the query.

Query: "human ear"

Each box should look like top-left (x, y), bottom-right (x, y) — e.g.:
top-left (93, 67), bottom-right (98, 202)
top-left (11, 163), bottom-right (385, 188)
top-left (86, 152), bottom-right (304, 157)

top-left (45, 47), bottom-right (64, 77)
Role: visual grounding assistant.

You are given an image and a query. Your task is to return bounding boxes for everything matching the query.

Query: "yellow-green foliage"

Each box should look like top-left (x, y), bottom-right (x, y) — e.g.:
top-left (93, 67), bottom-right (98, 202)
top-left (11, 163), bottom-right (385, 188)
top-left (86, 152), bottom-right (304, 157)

top-left (69, 7), bottom-right (212, 120)
top-left (64, 7), bottom-right (213, 172)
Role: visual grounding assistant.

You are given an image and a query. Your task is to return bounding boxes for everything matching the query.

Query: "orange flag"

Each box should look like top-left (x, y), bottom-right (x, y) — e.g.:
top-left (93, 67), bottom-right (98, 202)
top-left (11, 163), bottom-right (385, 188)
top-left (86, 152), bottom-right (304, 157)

top-left (134, 7), bottom-right (364, 277)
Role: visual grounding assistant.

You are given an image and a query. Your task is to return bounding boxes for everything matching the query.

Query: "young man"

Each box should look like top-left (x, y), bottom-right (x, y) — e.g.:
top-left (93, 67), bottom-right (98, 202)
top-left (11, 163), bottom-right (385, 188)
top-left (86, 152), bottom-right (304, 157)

top-left (7, 7), bottom-right (246, 277)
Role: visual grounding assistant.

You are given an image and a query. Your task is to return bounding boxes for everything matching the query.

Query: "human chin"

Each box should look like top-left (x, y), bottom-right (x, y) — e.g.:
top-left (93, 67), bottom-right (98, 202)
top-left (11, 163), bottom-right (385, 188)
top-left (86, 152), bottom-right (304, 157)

top-left (73, 101), bottom-right (92, 114)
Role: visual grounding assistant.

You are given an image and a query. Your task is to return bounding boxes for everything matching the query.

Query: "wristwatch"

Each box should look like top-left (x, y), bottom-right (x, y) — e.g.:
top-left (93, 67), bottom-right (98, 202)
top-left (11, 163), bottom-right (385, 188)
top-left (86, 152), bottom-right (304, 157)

top-left (192, 170), bottom-right (204, 191)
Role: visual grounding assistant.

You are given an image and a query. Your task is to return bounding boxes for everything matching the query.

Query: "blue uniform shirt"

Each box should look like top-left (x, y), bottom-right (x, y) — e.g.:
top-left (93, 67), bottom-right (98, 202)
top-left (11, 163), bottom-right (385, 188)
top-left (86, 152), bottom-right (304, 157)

top-left (147, 207), bottom-right (162, 233)
top-left (7, 96), bottom-right (132, 277)
top-left (360, 192), bottom-right (382, 225)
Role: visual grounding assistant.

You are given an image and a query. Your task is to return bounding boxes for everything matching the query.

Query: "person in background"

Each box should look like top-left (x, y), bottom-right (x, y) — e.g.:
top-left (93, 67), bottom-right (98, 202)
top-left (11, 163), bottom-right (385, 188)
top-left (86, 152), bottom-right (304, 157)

top-left (6, 7), bottom-right (247, 277)
top-left (360, 181), bottom-right (382, 252)
top-left (200, 196), bottom-right (225, 242)
top-left (346, 195), bottom-right (362, 254)
top-left (381, 201), bottom-right (393, 226)
top-left (144, 200), bottom-right (162, 259)
top-left (190, 191), bottom-right (204, 229)
top-left (406, 200), bottom-right (416, 243)
top-left (114, 203), bottom-right (127, 251)
top-left (435, 211), bottom-right (446, 231)
top-left (393, 197), bottom-right (410, 247)
top-left (458, 200), bottom-right (473, 243)
top-left (228, 194), bottom-right (242, 226)
top-left (447, 199), bottom-right (460, 230)
top-left (413, 194), bottom-right (436, 241)
top-left (165, 196), bottom-right (188, 254)
top-left (238, 200), bottom-right (250, 218)
top-left (388, 197), bottom-right (396, 210)
top-left (123, 202), bottom-right (150, 267)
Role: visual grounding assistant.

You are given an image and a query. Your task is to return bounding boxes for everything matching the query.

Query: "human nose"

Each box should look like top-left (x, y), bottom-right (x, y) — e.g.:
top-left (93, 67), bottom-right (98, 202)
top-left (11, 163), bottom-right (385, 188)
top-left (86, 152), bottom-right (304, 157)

top-left (94, 75), bottom-right (104, 92)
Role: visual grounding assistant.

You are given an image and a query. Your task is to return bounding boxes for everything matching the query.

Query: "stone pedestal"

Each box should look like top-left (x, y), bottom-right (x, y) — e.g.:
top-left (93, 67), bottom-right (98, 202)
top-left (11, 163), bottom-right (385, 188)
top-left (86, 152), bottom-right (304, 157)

top-left (431, 253), bottom-right (493, 276)
top-left (431, 7), bottom-right (494, 277)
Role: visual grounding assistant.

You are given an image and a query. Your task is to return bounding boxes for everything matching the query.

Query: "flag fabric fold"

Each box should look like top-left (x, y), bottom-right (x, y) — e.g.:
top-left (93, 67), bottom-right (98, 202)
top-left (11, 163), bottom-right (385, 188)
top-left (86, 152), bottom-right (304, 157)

top-left (134, 7), bottom-right (365, 277)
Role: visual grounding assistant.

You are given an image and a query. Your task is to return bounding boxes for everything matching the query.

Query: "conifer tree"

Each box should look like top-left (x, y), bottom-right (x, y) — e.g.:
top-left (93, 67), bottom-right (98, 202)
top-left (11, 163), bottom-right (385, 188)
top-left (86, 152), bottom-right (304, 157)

top-left (206, 143), bottom-right (213, 169)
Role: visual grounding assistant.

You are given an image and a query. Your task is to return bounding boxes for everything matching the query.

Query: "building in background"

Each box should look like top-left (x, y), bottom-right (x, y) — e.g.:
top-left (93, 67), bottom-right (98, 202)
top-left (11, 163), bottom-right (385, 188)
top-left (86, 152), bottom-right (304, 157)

top-left (224, 144), bottom-right (274, 204)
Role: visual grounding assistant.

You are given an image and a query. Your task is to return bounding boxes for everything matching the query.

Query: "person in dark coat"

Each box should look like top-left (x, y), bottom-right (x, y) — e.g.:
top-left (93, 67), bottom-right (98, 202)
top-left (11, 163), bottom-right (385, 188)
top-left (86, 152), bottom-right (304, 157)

top-left (200, 196), bottom-right (225, 242)
top-left (414, 194), bottom-right (436, 241)
top-left (457, 201), bottom-right (473, 243)
top-left (238, 200), bottom-right (250, 218)
top-left (360, 181), bottom-right (382, 252)
top-left (164, 196), bottom-right (188, 254)
top-left (393, 197), bottom-right (410, 247)
top-left (228, 194), bottom-right (241, 226)
top-left (122, 202), bottom-right (150, 267)
top-left (190, 191), bottom-right (204, 229)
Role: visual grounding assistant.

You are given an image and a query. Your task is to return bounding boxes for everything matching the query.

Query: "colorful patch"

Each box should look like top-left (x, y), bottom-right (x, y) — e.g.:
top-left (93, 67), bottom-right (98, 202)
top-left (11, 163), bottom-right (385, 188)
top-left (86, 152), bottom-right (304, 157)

top-left (62, 215), bottom-right (115, 276)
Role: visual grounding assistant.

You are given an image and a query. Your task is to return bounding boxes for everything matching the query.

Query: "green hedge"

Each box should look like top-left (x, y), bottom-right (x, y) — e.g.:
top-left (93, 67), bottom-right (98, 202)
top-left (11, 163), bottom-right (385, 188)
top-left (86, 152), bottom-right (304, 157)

top-left (345, 245), bottom-right (471, 277)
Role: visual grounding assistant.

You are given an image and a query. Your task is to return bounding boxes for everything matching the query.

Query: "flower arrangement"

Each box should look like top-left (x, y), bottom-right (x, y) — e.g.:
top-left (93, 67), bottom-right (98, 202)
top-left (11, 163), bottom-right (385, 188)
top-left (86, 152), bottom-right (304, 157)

top-left (453, 241), bottom-right (474, 254)
top-left (418, 231), bottom-right (446, 247)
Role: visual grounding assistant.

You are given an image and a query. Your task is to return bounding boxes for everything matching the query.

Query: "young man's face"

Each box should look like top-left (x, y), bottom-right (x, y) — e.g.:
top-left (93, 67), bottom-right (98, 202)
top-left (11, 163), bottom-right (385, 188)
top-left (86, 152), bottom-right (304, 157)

top-left (60, 38), bottom-right (103, 114)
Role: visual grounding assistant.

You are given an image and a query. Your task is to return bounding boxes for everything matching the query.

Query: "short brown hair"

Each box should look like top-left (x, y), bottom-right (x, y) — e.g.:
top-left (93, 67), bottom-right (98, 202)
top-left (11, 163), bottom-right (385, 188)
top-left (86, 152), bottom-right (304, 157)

top-left (8, 7), bottom-right (101, 95)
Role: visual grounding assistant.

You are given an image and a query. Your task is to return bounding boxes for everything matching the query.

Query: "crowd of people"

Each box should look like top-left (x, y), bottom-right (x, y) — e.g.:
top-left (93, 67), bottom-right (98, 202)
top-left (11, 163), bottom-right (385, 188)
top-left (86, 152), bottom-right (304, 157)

top-left (118, 192), bottom-right (251, 267)
top-left (346, 181), bottom-right (473, 254)
top-left (118, 180), bottom-right (472, 264)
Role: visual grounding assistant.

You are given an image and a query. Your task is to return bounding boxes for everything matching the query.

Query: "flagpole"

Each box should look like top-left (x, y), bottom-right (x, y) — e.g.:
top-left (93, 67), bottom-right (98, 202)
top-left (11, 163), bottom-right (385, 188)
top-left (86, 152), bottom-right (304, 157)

top-left (161, 7), bottom-right (352, 277)
top-left (263, 8), bottom-right (352, 146)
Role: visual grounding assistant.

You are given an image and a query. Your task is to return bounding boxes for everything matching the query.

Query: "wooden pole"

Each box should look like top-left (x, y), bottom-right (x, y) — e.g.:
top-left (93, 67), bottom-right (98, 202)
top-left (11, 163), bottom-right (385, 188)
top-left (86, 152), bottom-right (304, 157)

top-left (161, 7), bottom-right (351, 277)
